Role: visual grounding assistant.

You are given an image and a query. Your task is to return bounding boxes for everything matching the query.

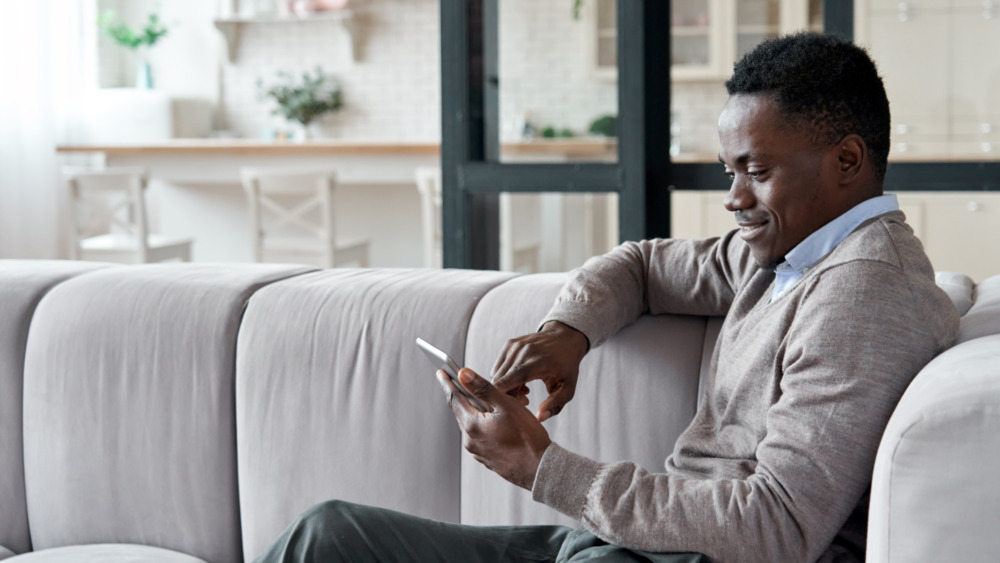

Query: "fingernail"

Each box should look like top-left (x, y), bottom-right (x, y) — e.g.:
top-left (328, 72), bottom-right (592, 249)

top-left (460, 369), bottom-right (474, 383)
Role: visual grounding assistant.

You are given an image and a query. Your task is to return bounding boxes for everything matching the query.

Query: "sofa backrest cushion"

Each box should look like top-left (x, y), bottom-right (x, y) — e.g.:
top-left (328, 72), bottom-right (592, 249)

top-left (460, 273), bottom-right (709, 527)
top-left (235, 268), bottom-right (514, 560)
top-left (868, 333), bottom-right (1000, 562)
top-left (958, 274), bottom-right (1000, 344)
top-left (0, 260), bottom-right (108, 556)
top-left (934, 271), bottom-right (976, 317)
top-left (21, 264), bottom-right (311, 563)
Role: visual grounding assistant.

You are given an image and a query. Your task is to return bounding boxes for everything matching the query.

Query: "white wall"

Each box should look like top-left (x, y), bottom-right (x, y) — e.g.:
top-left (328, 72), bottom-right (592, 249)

top-left (93, 0), bottom-right (717, 145)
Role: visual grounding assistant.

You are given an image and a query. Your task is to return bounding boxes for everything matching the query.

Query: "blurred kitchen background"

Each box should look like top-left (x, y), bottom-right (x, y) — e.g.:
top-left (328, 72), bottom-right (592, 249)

top-left (1, 0), bottom-right (998, 280)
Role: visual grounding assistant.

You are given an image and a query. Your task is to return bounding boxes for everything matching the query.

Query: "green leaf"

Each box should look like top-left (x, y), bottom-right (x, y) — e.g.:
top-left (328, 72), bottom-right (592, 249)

top-left (258, 67), bottom-right (345, 126)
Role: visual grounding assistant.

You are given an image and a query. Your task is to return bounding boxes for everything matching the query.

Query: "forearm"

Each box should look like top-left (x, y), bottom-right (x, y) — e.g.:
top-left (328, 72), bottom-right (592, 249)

top-left (541, 234), bottom-right (750, 349)
top-left (533, 445), bottom-right (836, 563)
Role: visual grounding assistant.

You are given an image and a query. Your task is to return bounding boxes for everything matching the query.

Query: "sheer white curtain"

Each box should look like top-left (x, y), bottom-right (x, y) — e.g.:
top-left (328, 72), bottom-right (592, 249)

top-left (0, 0), bottom-right (97, 259)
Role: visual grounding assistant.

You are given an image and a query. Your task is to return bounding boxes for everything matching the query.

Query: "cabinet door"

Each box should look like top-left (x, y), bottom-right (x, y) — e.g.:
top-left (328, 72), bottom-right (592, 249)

top-left (865, 5), bottom-right (951, 159)
top-left (592, 0), bottom-right (618, 80)
top-left (734, 0), bottom-right (782, 61)
top-left (910, 193), bottom-right (1000, 282)
top-left (670, 190), bottom-right (734, 238)
top-left (672, 0), bottom-right (730, 80)
top-left (949, 7), bottom-right (1000, 158)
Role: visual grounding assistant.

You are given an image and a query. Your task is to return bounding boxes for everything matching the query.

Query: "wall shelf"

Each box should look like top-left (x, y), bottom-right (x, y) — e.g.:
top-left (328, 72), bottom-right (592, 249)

top-left (213, 11), bottom-right (357, 63)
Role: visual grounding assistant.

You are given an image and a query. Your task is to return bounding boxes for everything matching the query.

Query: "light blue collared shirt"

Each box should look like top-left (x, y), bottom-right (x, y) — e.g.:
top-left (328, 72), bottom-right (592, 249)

top-left (771, 194), bottom-right (900, 302)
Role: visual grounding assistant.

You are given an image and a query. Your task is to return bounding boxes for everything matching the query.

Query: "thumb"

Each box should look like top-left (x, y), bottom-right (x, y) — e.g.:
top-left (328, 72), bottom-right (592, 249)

top-left (459, 367), bottom-right (497, 400)
top-left (537, 384), bottom-right (575, 422)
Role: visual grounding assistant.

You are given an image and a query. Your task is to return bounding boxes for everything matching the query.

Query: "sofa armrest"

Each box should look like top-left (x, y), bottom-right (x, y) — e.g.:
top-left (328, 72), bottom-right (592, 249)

top-left (868, 334), bottom-right (1000, 562)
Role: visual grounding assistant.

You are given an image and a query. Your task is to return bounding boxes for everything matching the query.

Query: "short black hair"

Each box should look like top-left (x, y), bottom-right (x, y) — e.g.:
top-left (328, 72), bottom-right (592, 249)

top-left (725, 32), bottom-right (890, 181)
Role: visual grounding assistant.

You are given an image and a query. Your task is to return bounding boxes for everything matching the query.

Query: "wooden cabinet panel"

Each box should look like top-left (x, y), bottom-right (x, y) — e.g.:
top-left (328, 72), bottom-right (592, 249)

top-left (897, 192), bottom-right (1000, 282)
top-left (950, 9), bottom-right (1000, 120)
top-left (866, 9), bottom-right (950, 131)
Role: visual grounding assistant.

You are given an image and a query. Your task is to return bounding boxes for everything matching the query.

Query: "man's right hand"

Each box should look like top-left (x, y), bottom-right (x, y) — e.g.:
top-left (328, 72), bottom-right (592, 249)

top-left (491, 321), bottom-right (589, 422)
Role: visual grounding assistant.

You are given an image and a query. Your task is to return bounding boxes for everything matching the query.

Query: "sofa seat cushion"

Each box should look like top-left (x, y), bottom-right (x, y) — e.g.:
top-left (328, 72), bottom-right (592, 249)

top-left (4, 544), bottom-right (205, 562)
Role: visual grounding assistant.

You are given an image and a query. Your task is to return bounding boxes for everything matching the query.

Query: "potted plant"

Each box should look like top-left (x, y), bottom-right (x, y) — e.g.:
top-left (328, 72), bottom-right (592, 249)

top-left (97, 9), bottom-right (170, 89)
top-left (258, 67), bottom-right (345, 140)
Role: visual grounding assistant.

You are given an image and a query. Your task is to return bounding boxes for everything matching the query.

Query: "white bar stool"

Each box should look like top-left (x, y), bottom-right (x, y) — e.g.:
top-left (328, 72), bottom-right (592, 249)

top-left (414, 166), bottom-right (541, 272)
top-left (240, 167), bottom-right (369, 268)
top-left (64, 166), bottom-right (193, 264)
top-left (414, 166), bottom-right (443, 268)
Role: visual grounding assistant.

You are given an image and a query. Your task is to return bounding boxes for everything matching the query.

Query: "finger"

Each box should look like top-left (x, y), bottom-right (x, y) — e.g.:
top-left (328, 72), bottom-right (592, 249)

top-left (491, 339), bottom-right (515, 378)
top-left (436, 370), bottom-right (478, 417)
top-left (491, 344), bottom-right (522, 389)
top-left (536, 383), bottom-right (576, 422)
top-left (492, 352), bottom-right (538, 394)
top-left (517, 391), bottom-right (530, 408)
top-left (459, 367), bottom-right (500, 403)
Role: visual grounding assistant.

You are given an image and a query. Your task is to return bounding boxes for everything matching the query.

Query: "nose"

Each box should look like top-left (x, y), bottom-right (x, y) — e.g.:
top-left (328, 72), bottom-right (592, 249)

top-left (723, 176), bottom-right (754, 212)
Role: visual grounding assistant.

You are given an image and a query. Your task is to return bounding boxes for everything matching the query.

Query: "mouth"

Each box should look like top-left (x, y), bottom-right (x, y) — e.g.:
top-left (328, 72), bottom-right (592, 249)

top-left (737, 221), bottom-right (768, 241)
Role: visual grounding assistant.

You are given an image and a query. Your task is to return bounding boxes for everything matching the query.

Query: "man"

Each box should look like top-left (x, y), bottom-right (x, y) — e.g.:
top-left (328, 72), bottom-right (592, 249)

top-left (255, 33), bottom-right (959, 563)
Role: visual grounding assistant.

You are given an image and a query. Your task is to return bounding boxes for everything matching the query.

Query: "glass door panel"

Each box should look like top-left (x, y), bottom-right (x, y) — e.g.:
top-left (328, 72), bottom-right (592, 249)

top-left (672, 0), bottom-right (715, 72)
top-left (498, 192), bottom-right (619, 273)
top-left (497, 0), bottom-right (619, 163)
top-left (735, 0), bottom-right (781, 59)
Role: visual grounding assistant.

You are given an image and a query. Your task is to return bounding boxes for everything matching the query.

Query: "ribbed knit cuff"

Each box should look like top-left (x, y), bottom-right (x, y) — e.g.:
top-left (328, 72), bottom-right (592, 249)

top-left (539, 301), bottom-right (603, 350)
top-left (531, 442), bottom-right (602, 521)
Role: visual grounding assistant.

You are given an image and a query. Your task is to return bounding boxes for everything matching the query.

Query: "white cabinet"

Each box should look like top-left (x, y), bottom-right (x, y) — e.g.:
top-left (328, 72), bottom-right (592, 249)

top-left (856, 0), bottom-right (1000, 159)
top-left (894, 192), bottom-right (1000, 282)
top-left (591, 0), bottom-right (823, 81)
top-left (671, 0), bottom-right (730, 80)
top-left (864, 3), bottom-right (951, 158)
top-left (671, 190), bottom-right (1000, 282)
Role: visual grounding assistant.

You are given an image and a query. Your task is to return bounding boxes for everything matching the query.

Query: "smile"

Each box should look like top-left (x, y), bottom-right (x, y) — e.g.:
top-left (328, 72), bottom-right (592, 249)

top-left (738, 222), bottom-right (768, 241)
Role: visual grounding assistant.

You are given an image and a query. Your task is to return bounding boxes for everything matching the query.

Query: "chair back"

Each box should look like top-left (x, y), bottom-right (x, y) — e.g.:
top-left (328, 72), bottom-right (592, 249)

top-left (414, 167), bottom-right (442, 268)
top-left (64, 167), bottom-right (150, 263)
top-left (240, 168), bottom-right (338, 267)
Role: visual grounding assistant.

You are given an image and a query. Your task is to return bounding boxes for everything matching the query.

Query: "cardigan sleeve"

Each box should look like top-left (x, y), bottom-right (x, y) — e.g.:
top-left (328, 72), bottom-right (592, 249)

top-left (539, 231), bottom-right (755, 349)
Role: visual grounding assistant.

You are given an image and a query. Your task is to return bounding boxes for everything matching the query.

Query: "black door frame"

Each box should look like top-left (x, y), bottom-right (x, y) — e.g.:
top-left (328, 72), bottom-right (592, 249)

top-left (440, 0), bottom-right (998, 270)
top-left (440, 0), bottom-right (670, 269)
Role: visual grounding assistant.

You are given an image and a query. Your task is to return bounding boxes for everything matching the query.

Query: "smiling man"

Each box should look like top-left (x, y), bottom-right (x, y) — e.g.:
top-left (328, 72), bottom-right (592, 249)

top-left (255, 33), bottom-right (959, 563)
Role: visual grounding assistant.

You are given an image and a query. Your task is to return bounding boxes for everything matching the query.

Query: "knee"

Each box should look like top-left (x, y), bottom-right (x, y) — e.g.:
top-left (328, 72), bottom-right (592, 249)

top-left (296, 499), bottom-right (356, 528)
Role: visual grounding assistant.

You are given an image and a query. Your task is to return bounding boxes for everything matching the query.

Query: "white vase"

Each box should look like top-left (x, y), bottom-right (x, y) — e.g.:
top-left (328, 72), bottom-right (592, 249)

top-left (136, 60), bottom-right (153, 89)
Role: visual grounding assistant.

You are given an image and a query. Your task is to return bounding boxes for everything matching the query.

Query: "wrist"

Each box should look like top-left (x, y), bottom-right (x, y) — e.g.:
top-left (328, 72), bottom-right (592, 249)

top-left (541, 321), bottom-right (590, 357)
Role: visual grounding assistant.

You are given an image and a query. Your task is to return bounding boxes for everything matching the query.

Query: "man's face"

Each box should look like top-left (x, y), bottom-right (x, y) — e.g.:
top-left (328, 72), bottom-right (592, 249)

top-left (718, 94), bottom-right (841, 269)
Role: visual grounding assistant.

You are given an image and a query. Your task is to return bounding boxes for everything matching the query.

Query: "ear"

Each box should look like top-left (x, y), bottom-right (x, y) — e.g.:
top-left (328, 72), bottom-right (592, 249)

top-left (836, 134), bottom-right (867, 185)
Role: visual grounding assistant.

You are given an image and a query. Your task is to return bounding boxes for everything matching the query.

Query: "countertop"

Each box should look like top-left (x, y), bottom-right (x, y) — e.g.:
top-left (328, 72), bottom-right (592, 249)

top-left (56, 138), bottom-right (994, 164)
top-left (55, 138), bottom-right (619, 158)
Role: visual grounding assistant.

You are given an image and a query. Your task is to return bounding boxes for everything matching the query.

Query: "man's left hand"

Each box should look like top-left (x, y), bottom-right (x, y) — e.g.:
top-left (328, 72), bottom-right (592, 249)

top-left (437, 367), bottom-right (552, 491)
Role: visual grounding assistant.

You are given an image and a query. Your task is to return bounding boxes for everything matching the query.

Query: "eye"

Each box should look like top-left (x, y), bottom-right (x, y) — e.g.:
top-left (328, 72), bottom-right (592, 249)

top-left (748, 169), bottom-right (767, 180)
top-left (723, 169), bottom-right (735, 180)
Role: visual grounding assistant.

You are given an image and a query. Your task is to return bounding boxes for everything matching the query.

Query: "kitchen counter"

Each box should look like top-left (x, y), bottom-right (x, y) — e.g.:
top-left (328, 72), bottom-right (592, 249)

top-left (56, 138), bottom-right (619, 159)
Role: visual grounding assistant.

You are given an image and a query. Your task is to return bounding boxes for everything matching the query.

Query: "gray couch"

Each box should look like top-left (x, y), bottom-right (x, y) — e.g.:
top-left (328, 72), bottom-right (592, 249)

top-left (1, 260), bottom-right (998, 562)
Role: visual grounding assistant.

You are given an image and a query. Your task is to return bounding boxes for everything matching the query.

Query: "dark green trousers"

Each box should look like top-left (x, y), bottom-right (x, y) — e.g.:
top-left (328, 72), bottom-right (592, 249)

top-left (253, 500), bottom-right (707, 563)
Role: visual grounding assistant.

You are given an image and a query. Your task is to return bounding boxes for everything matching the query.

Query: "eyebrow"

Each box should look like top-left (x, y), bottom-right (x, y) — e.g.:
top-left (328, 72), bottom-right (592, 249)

top-left (718, 153), bottom-right (751, 166)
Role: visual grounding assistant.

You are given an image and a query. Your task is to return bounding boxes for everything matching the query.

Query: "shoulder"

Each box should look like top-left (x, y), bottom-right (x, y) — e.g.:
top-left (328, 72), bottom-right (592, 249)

top-left (820, 210), bottom-right (931, 276)
top-left (799, 211), bottom-right (959, 347)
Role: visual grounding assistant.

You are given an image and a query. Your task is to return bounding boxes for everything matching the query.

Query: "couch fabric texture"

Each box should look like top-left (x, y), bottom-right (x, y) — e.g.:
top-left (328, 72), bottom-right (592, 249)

top-left (0, 260), bottom-right (998, 562)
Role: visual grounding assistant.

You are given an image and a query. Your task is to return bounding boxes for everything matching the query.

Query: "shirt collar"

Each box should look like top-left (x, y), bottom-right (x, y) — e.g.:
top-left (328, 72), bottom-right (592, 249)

top-left (779, 194), bottom-right (900, 274)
